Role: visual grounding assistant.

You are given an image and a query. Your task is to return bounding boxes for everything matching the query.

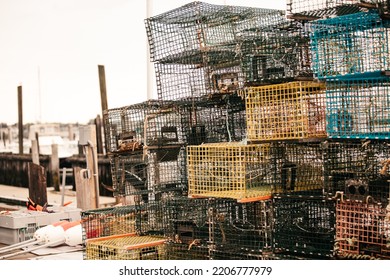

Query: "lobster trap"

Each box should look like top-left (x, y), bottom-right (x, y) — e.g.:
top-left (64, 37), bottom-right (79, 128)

top-left (187, 142), bottom-right (274, 201)
top-left (240, 20), bottom-right (313, 85)
top-left (335, 200), bottom-right (390, 259)
top-left (103, 100), bottom-right (160, 154)
top-left (161, 197), bottom-right (273, 259)
top-left (85, 233), bottom-right (168, 260)
top-left (271, 142), bottom-right (325, 198)
top-left (286, 0), bottom-right (379, 20)
top-left (145, 146), bottom-right (188, 200)
top-left (309, 10), bottom-right (390, 80)
top-left (243, 81), bottom-right (326, 141)
top-left (154, 62), bottom-right (245, 101)
top-left (323, 140), bottom-right (390, 204)
top-left (325, 76), bottom-right (390, 140)
top-left (109, 153), bottom-right (147, 200)
top-left (273, 197), bottom-right (336, 258)
top-left (145, 1), bottom-right (285, 63)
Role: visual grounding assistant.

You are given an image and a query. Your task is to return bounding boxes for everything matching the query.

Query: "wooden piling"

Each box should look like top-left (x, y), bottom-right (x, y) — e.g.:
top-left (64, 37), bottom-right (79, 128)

top-left (27, 162), bottom-right (47, 207)
top-left (17, 86), bottom-right (23, 154)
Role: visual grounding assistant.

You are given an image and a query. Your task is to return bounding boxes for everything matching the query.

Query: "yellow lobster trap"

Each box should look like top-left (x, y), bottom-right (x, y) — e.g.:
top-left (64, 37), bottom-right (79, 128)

top-left (85, 233), bottom-right (168, 260)
top-left (242, 81), bottom-right (326, 141)
top-left (187, 142), bottom-right (273, 202)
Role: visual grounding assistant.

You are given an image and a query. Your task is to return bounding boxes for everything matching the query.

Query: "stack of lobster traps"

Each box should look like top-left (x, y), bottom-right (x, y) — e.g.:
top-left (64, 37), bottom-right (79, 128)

top-left (83, 0), bottom-right (390, 260)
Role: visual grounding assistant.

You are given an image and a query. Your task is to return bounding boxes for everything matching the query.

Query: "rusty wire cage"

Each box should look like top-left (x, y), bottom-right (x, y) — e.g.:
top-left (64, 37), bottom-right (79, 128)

top-left (85, 233), bottom-right (168, 260)
top-left (240, 20), bottom-right (313, 85)
top-left (103, 100), bottom-right (160, 154)
top-left (309, 10), bottom-right (390, 80)
top-left (325, 76), bottom-right (390, 140)
top-left (243, 81), bottom-right (327, 141)
top-left (286, 0), bottom-right (379, 20)
top-left (187, 142), bottom-right (274, 201)
top-left (145, 1), bottom-right (285, 63)
top-left (271, 142), bottom-right (325, 198)
top-left (273, 197), bottom-right (336, 259)
top-left (323, 140), bottom-right (390, 204)
top-left (335, 200), bottom-right (390, 259)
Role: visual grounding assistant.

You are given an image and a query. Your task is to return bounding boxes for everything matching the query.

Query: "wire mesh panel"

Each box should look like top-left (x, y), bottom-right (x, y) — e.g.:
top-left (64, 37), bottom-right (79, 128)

top-left (166, 242), bottom-right (210, 260)
top-left (273, 197), bottom-right (336, 258)
top-left (271, 142), bottom-right (325, 198)
top-left (154, 62), bottom-right (245, 100)
top-left (243, 81), bottom-right (326, 141)
top-left (145, 147), bottom-right (188, 200)
top-left (187, 142), bottom-right (273, 201)
top-left (103, 100), bottom-right (160, 154)
top-left (286, 0), bottom-right (376, 20)
top-left (145, 1), bottom-right (285, 63)
top-left (180, 96), bottom-right (247, 145)
top-left (309, 10), bottom-right (390, 80)
top-left (240, 20), bottom-right (313, 85)
top-left (323, 140), bottom-right (390, 204)
top-left (85, 234), bottom-right (168, 260)
top-left (109, 153), bottom-right (147, 200)
top-left (335, 200), bottom-right (390, 259)
top-left (326, 76), bottom-right (390, 139)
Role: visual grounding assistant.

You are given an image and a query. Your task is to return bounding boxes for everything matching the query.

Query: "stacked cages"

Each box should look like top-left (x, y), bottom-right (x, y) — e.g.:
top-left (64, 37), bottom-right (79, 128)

top-left (325, 76), bottom-right (390, 140)
top-left (335, 200), bottom-right (390, 259)
top-left (243, 81), bottom-right (327, 142)
top-left (309, 10), bottom-right (390, 80)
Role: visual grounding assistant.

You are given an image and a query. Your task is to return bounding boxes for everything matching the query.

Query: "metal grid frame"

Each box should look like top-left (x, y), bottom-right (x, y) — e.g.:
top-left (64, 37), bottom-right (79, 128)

top-left (273, 197), bottom-right (336, 258)
top-left (335, 200), bottom-right (390, 259)
top-left (323, 140), bottom-right (390, 204)
top-left (286, 0), bottom-right (378, 20)
top-left (243, 81), bottom-right (327, 141)
top-left (309, 10), bottom-right (390, 80)
top-left (325, 76), bottom-right (390, 140)
top-left (145, 1), bottom-right (286, 63)
top-left (85, 233), bottom-right (168, 260)
top-left (187, 142), bottom-right (273, 201)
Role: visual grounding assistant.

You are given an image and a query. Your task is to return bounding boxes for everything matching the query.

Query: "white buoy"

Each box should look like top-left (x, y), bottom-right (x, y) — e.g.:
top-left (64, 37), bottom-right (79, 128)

top-left (64, 224), bottom-right (83, 246)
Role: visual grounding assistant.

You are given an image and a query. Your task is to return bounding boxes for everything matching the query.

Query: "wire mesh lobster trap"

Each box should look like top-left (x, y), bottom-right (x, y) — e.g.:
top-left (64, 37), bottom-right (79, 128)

top-left (335, 200), bottom-right (390, 259)
top-left (145, 146), bottom-right (188, 200)
top-left (309, 10), bottom-right (390, 80)
top-left (154, 62), bottom-right (246, 100)
top-left (85, 233), bottom-right (168, 260)
top-left (103, 100), bottom-right (161, 154)
top-left (109, 153), bottom-right (147, 200)
top-left (161, 197), bottom-right (273, 259)
top-left (325, 76), bottom-right (390, 140)
top-left (323, 140), bottom-right (390, 204)
top-left (179, 96), bottom-right (247, 145)
top-left (271, 142), bottom-right (325, 198)
top-left (243, 81), bottom-right (327, 141)
top-left (187, 142), bottom-right (274, 201)
top-left (145, 1), bottom-right (285, 63)
top-left (286, 0), bottom-right (379, 20)
top-left (273, 197), bottom-right (336, 258)
top-left (240, 20), bottom-right (313, 85)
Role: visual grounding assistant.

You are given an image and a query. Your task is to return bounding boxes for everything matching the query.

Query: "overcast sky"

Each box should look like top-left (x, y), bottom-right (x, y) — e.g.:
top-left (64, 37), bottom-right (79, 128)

top-left (0, 0), bottom-right (285, 125)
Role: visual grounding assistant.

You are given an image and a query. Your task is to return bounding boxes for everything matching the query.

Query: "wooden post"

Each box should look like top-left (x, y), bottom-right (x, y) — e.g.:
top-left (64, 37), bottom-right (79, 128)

top-left (31, 139), bottom-right (40, 165)
top-left (17, 86), bottom-right (23, 154)
top-left (98, 65), bottom-right (108, 154)
top-left (28, 162), bottom-right (47, 207)
top-left (74, 125), bottom-right (99, 210)
top-left (95, 114), bottom-right (104, 154)
top-left (51, 143), bottom-right (60, 192)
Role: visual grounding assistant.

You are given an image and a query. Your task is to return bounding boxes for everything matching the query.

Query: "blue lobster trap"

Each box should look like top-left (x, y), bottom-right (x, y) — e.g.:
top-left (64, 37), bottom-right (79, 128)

top-left (325, 75), bottom-right (390, 139)
top-left (309, 10), bottom-right (390, 80)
